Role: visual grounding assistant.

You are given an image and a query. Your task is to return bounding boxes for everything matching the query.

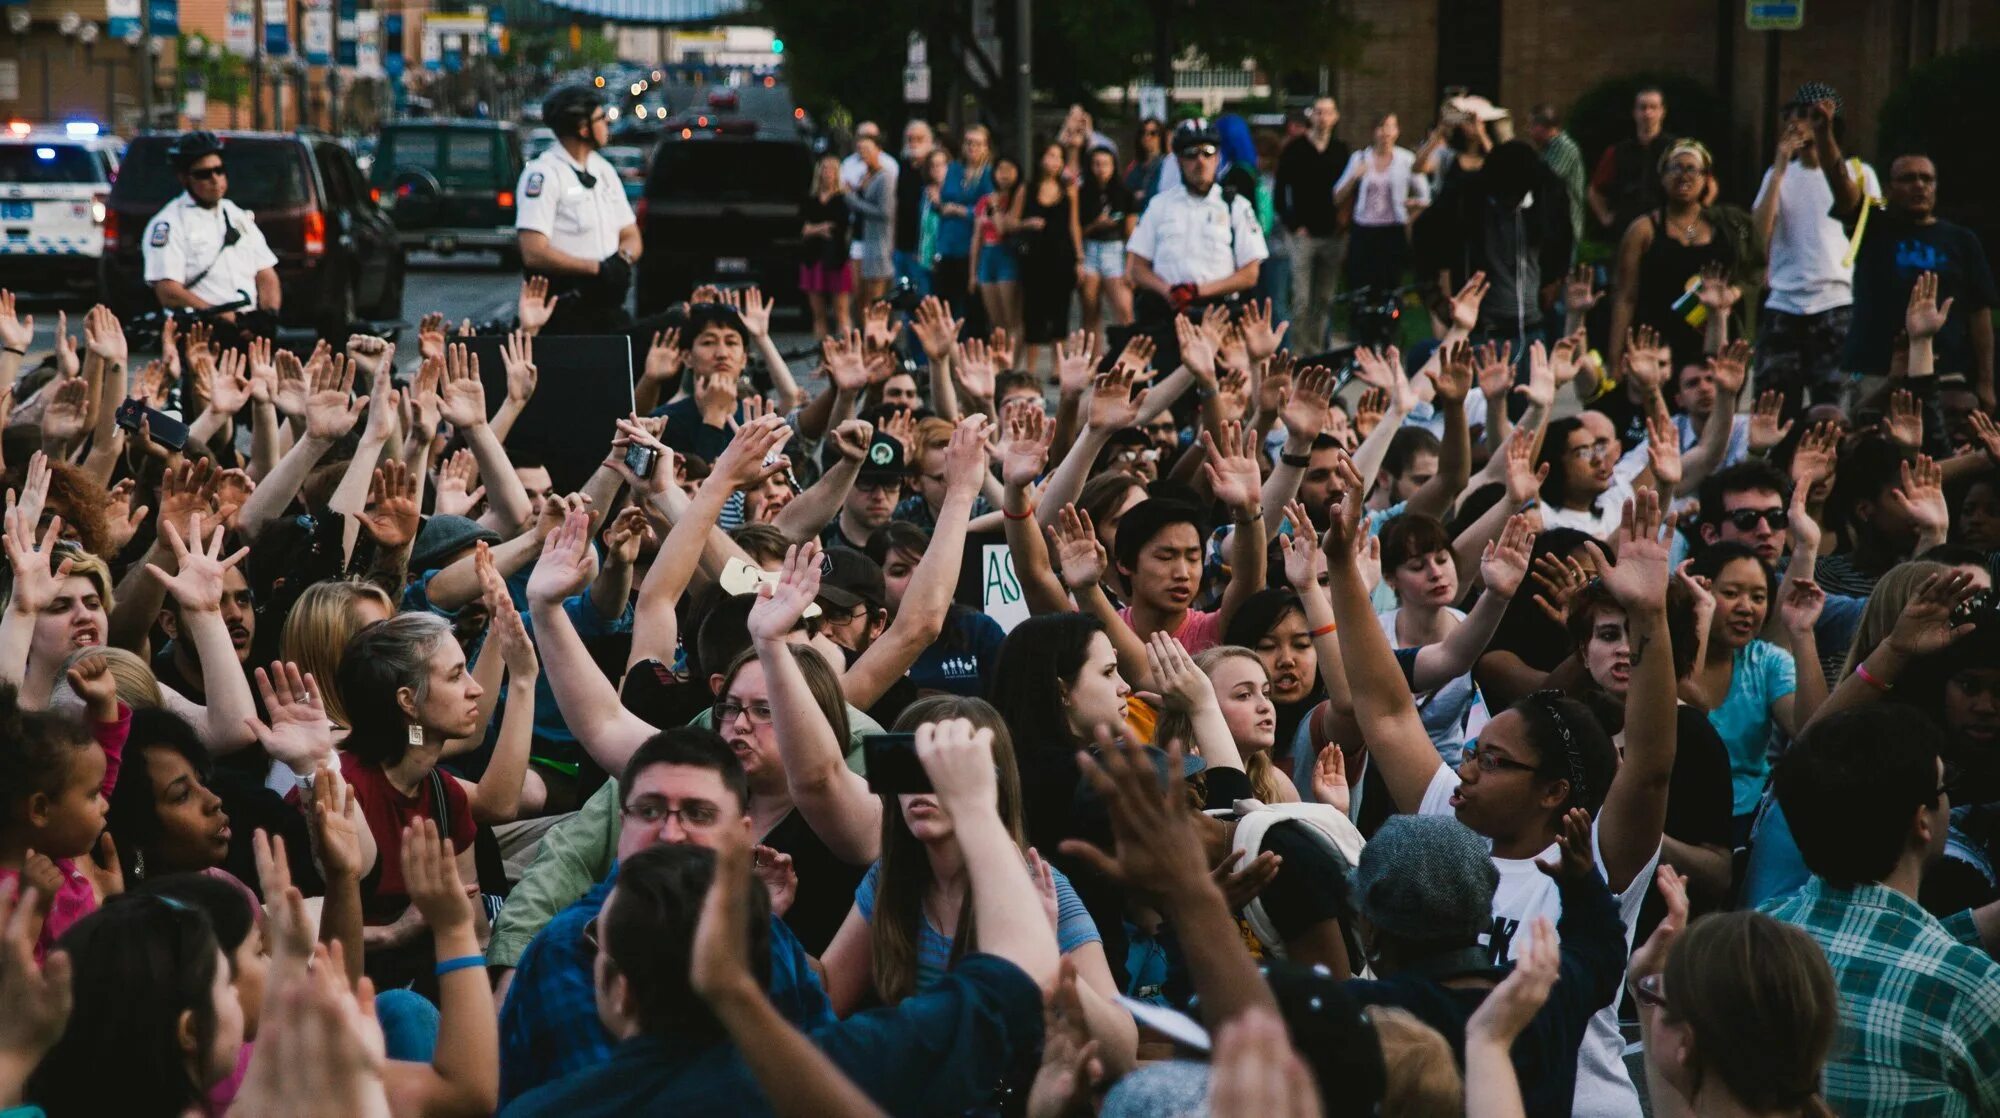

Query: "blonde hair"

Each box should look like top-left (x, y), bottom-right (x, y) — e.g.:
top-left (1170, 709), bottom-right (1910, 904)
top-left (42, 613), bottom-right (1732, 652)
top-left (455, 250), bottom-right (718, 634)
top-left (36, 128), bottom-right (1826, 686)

top-left (913, 417), bottom-right (956, 456)
top-left (55, 647), bottom-right (163, 711)
top-left (46, 544), bottom-right (114, 614)
top-left (1371, 1006), bottom-right (1464, 1117)
top-left (1153, 645), bottom-right (1298, 804)
top-left (1839, 561), bottom-right (1947, 679)
top-left (282, 579), bottom-right (395, 727)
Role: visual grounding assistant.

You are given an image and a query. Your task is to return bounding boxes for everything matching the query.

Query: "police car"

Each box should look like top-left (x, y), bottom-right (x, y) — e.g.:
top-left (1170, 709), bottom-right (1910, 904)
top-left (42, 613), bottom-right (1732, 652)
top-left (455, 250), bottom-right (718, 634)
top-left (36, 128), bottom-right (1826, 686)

top-left (0, 122), bottom-right (118, 297)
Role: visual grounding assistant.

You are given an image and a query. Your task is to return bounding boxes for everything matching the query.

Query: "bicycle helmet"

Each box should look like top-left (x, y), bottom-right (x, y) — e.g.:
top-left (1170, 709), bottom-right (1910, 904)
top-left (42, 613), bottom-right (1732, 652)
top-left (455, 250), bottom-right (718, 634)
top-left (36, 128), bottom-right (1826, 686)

top-left (168, 130), bottom-right (224, 173)
top-left (543, 85), bottom-right (605, 140)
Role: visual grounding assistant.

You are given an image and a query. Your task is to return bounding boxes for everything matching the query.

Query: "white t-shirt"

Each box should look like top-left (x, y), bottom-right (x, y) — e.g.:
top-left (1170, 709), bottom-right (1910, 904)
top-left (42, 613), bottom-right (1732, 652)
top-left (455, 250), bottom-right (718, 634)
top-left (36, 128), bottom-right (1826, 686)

top-left (514, 148), bottom-right (637, 263)
top-left (1419, 765), bottom-right (1659, 1118)
top-left (1754, 158), bottom-right (1880, 317)
top-left (141, 193), bottom-right (280, 310)
top-left (1126, 184), bottom-right (1269, 287)
top-left (1537, 476), bottom-right (1635, 542)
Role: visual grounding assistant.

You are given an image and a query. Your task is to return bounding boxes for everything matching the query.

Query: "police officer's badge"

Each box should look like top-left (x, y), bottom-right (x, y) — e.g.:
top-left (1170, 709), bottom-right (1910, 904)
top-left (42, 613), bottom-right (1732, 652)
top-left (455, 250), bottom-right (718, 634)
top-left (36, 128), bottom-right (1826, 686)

top-left (525, 172), bottom-right (544, 199)
top-left (149, 222), bottom-right (170, 247)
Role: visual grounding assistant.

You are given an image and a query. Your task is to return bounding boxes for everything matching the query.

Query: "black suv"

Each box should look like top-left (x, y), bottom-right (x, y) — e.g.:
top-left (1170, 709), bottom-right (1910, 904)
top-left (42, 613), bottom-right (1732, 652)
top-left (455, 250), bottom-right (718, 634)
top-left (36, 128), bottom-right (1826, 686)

top-left (370, 120), bottom-right (524, 269)
top-left (103, 131), bottom-right (405, 337)
top-left (634, 134), bottom-right (813, 314)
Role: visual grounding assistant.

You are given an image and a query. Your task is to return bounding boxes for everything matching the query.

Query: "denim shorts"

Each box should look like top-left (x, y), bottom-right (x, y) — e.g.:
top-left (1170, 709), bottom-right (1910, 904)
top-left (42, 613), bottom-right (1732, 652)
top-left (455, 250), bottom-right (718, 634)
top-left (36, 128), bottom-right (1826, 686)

top-left (977, 242), bottom-right (1020, 284)
top-left (1082, 239), bottom-right (1127, 278)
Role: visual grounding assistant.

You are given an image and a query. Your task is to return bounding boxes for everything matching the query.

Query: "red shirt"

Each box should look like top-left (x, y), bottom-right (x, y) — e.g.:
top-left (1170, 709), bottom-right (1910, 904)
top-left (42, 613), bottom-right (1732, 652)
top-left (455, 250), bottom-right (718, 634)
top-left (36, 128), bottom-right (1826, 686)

top-left (338, 751), bottom-right (475, 923)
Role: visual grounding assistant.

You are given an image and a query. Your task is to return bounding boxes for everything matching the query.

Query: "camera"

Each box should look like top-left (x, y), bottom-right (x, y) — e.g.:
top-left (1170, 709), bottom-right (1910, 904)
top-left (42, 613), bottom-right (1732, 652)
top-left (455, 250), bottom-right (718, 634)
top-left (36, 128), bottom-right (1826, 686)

top-left (884, 277), bottom-right (924, 313)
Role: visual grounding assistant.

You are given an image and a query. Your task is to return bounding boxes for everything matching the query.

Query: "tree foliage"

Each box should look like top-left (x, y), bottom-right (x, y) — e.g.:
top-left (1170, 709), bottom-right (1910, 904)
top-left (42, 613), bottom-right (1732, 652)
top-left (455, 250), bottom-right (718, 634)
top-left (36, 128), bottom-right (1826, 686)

top-left (1877, 45), bottom-right (2000, 249)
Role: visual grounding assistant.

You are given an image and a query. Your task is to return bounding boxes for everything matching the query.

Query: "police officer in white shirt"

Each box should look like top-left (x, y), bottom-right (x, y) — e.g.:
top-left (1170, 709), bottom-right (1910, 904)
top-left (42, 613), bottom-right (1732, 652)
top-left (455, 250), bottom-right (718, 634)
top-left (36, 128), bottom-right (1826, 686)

top-left (142, 131), bottom-right (281, 327)
top-left (515, 84), bottom-right (640, 334)
top-left (1127, 118), bottom-right (1268, 322)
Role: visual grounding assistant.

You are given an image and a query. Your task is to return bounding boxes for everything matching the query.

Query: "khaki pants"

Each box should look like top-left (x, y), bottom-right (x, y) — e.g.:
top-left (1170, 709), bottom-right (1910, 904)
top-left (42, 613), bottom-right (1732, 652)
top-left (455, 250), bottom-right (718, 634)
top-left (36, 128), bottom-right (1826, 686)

top-left (1289, 231), bottom-right (1345, 349)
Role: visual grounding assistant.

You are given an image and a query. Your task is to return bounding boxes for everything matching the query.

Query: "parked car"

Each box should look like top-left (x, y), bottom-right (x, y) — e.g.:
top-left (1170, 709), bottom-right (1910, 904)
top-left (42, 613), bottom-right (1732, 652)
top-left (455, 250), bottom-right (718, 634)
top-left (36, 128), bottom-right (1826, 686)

top-left (103, 130), bottom-right (404, 337)
top-left (0, 125), bottom-right (120, 299)
top-left (600, 145), bottom-right (649, 202)
top-left (635, 133), bottom-right (811, 314)
top-left (370, 119), bottom-right (523, 268)
top-left (523, 127), bottom-right (557, 161)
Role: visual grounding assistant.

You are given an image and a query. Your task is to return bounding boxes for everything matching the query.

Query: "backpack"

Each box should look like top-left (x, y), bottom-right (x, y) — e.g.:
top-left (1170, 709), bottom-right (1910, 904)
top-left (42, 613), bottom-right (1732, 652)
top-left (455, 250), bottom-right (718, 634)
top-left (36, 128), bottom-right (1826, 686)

top-left (1212, 797), bottom-right (1366, 962)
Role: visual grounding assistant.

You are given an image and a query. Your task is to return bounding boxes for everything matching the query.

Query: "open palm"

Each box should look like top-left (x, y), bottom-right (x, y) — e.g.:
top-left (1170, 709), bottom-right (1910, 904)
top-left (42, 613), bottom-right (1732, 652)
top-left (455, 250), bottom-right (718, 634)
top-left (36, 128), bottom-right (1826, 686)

top-left (746, 542), bottom-right (822, 642)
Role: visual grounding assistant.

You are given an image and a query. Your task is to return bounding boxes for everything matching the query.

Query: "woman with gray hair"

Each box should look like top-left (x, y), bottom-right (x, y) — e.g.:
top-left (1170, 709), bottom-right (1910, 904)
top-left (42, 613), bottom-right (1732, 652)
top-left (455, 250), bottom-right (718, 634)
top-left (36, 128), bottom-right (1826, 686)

top-left (336, 604), bottom-right (539, 989)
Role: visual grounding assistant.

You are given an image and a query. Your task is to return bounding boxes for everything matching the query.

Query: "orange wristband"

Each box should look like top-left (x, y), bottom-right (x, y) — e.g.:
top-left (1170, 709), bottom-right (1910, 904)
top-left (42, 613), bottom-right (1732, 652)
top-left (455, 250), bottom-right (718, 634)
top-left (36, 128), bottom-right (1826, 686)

top-left (1310, 622), bottom-right (1337, 637)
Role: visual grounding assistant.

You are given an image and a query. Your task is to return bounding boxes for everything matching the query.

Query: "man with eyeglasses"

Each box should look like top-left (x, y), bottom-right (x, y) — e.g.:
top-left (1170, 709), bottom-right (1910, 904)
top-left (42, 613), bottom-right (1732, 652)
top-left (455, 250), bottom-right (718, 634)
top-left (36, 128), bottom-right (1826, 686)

top-left (823, 432), bottom-right (907, 553)
top-left (142, 130), bottom-right (282, 323)
top-left (515, 84), bottom-right (641, 335)
top-left (495, 729), bottom-right (831, 1104)
top-left (1125, 118), bottom-right (1268, 339)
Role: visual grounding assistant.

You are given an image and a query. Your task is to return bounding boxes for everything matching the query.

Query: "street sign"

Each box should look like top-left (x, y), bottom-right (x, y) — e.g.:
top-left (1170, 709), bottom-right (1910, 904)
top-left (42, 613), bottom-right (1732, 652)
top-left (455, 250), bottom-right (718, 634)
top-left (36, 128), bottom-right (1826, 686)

top-left (226, 0), bottom-right (255, 58)
top-left (107, 0), bottom-right (138, 40)
top-left (264, 0), bottom-right (290, 57)
top-left (303, 1), bottom-right (332, 65)
top-left (354, 9), bottom-right (380, 75)
top-left (1746, 0), bottom-right (1802, 30)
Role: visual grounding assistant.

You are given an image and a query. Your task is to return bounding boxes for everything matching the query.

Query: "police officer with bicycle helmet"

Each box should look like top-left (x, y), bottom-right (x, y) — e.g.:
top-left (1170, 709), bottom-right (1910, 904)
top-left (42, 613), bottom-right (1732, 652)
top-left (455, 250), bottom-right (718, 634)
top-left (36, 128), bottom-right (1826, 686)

top-left (142, 131), bottom-right (282, 328)
top-left (515, 84), bottom-right (641, 334)
top-left (1127, 118), bottom-right (1268, 319)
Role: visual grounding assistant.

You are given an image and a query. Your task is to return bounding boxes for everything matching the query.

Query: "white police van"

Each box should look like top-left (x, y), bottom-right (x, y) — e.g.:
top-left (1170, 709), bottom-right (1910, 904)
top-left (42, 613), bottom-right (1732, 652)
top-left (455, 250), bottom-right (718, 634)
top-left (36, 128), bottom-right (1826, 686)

top-left (0, 122), bottom-right (119, 297)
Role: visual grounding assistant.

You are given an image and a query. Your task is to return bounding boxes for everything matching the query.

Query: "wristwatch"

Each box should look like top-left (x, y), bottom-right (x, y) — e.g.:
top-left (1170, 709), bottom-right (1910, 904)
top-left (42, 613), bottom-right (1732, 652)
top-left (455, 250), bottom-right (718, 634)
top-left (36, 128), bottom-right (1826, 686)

top-left (1280, 450), bottom-right (1312, 468)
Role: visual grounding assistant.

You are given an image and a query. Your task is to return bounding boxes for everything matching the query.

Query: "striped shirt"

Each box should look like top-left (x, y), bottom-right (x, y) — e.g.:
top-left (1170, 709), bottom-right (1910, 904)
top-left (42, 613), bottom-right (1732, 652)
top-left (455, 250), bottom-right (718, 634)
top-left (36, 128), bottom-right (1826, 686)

top-left (1541, 131), bottom-right (1586, 245)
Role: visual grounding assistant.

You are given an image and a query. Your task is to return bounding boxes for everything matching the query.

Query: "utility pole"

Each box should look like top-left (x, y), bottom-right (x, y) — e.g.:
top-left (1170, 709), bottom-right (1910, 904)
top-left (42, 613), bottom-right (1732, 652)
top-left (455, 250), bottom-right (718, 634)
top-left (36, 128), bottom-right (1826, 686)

top-left (139, 0), bottom-right (153, 128)
top-left (1013, 0), bottom-right (1030, 170)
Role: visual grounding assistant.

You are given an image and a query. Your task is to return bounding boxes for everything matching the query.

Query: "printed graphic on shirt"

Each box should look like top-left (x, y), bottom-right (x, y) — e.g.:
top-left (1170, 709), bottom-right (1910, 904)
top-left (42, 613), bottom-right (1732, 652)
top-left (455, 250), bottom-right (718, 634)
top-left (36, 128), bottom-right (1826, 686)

top-left (149, 222), bottom-right (171, 247)
top-left (525, 172), bottom-right (545, 199)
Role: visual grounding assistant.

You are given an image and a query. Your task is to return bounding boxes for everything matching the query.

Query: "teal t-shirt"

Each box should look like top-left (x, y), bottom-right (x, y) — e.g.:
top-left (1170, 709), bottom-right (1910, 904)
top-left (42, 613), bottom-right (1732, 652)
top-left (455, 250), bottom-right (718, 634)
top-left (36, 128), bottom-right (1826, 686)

top-left (1708, 640), bottom-right (1798, 816)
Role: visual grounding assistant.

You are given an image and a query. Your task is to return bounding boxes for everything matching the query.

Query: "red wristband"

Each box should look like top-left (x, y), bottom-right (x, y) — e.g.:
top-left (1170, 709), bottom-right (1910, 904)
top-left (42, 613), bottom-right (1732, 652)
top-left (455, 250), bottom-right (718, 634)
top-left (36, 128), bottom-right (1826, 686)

top-left (1309, 622), bottom-right (1337, 637)
top-left (1002, 505), bottom-right (1036, 521)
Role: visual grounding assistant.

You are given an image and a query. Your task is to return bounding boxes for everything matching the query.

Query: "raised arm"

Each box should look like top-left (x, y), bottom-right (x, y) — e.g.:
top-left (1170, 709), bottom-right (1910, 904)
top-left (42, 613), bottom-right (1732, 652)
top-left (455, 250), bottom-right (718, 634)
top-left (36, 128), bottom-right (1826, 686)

top-left (1674, 341), bottom-right (1750, 497)
top-left (1347, 345), bottom-right (1415, 497)
top-left (1259, 362), bottom-right (1333, 539)
top-left (1323, 456), bottom-right (1445, 811)
top-left (144, 515), bottom-right (259, 753)
top-left (1412, 515), bottom-right (1532, 691)
top-left (844, 417), bottom-right (989, 708)
top-left (1051, 504), bottom-right (1155, 693)
top-left (488, 331), bottom-right (537, 444)
top-left (1035, 366), bottom-right (1147, 529)
top-left (748, 542), bottom-right (882, 864)
top-left (438, 344), bottom-right (533, 536)
top-left (1147, 631), bottom-right (1243, 772)
top-left (737, 287), bottom-right (806, 411)
top-left (1584, 491), bottom-right (1678, 892)
top-left (525, 510), bottom-right (657, 773)
top-left (236, 353), bottom-right (363, 543)
top-left (913, 298), bottom-right (963, 422)
top-left (1810, 569), bottom-right (1976, 727)
top-left (997, 401), bottom-right (1068, 615)
top-left (1403, 341), bottom-right (1472, 518)
top-left (467, 591), bottom-right (539, 826)
top-left (390, 820), bottom-right (502, 1116)
top-left (1202, 421), bottom-right (1269, 634)
top-left (773, 420), bottom-right (871, 544)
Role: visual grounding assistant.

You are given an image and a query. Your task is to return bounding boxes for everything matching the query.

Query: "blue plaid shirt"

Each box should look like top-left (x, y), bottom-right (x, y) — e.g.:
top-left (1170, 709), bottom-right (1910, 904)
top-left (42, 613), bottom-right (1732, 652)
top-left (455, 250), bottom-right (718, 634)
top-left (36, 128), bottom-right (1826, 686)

top-left (1763, 878), bottom-right (2000, 1116)
top-left (498, 868), bottom-right (834, 1104)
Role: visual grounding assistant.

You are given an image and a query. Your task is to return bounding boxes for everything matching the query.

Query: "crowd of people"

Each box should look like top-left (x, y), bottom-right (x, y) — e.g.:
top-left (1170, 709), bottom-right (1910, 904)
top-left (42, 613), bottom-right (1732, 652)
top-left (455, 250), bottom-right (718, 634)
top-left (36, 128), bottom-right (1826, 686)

top-left (0, 70), bottom-right (1997, 1118)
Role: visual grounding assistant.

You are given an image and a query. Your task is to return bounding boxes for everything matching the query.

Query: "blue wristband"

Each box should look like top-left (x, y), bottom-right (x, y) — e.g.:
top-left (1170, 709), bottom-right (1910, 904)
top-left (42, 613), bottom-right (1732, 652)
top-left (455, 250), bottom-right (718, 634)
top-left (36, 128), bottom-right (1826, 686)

top-left (434, 954), bottom-right (486, 978)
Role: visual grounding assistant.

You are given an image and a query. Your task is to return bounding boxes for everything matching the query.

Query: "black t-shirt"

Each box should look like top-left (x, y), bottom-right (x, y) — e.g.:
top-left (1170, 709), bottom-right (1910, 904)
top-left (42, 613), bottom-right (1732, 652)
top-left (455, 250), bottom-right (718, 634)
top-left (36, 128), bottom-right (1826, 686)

top-left (895, 161), bottom-right (927, 252)
top-left (800, 191), bottom-right (853, 268)
top-left (1845, 213), bottom-right (1999, 375)
top-left (762, 807), bottom-right (865, 956)
top-left (1635, 706), bottom-right (1734, 942)
top-left (1274, 134), bottom-right (1352, 235)
top-left (1077, 175), bottom-right (1137, 242)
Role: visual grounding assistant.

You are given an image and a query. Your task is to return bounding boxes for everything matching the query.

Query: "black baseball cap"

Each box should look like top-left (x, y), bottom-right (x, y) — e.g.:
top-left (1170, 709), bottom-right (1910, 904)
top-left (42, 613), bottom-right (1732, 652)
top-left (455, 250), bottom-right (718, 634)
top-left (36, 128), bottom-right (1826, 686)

top-left (816, 547), bottom-right (886, 612)
top-left (855, 434), bottom-right (908, 484)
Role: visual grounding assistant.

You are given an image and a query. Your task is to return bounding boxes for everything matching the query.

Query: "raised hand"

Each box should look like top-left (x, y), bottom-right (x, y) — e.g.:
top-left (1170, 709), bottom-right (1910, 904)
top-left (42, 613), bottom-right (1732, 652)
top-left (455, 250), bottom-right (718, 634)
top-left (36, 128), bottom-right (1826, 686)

top-left (39, 378), bottom-right (90, 444)
top-left (1085, 366), bottom-right (1147, 432)
top-left (102, 478), bottom-right (150, 554)
top-left (1024, 958), bottom-right (1105, 1118)
top-left (1239, 297), bottom-right (1289, 362)
top-left (1624, 325), bottom-right (1670, 393)
top-left (437, 343), bottom-right (488, 430)
top-left (526, 507), bottom-right (598, 607)
top-left (1480, 513), bottom-right (1536, 599)
top-left (1503, 424), bottom-right (1548, 505)
top-left (736, 286), bottom-right (773, 340)
top-left (911, 297), bottom-right (961, 362)
top-left (1747, 389), bottom-right (1794, 453)
top-left (689, 818), bottom-right (760, 1002)
top-left (999, 398), bottom-right (1053, 487)
top-left (862, 300), bottom-right (899, 350)
top-left (1697, 261), bottom-right (1739, 312)
top-left (502, 331), bottom-right (538, 408)
top-left (82, 304), bottom-right (127, 364)
top-left (1588, 489), bottom-right (1671, 612)
top-left (1563, 264), bottom-right (1599, 315)
top-left (1428, 340), bottom-right (1474, 404)
top-left (1905, 270), bottom-right (1953, 342)
top-left (1353, 387), bottom-right (1388, 439)
top-left (1790, 421), bottom-right (1840, 492)
top-left (1777, 576), bottom-right (1826, 634)
top-left (0, 289), bottom-right (33, 352)
top-left (417, 311), bottom-right (447, 362)
top-left (1549, 331), bottom-right (1586, 389)
top-left (1281, 364), bottom-right (1335, 442)
top-left (64, 650), bottom-right (120, 721)
top-left (1145, 630), bottom-right (1215, 713)
top-left (603, 504), bottom-right (657, 567)
top-left (433, 448), bottom-right (484, 517)
top-left (827, 418), bottom-right (874, 466)
top-left (359, 459), bottom-right (420, 550)
top-left (1466, 914), bottom-right (1560, 1051)
top-left (746, 541), bottom-right (823, 642)
top-left (1199, 421), bottom-right (1262, 513)
top-left (1211, 368), bottom-right (1251, 425)
top-left (517, 275), bottom-right (559, 334)
top-left (820, 328), bottom-right (869, 394)
top-left (1281, 500), bottom-right (1327, 591)
top-left (1310, 744), bottom-right (1350, 814)
top-left (246, 663), bottom-right (334, 774)
top-left (953, 336), bottom-right (997, 401)
top-left (1058, 729), bottom-right (1212, 902)
top-left (1628, 864), bottom-right (1691, 988)
top-left (273, 349), bottom-right (309, 419)
top-left (1643, 404), bottom-right (1683, 490)
top-left (145, 514), bottom-right (250, 614)
top-left (1318, 451), bottom-right (1370, 563)
top-left (1971, 409), bottom-right (2000, 465)
top-left (1477, 340), bottom-right (1517, 402)
top-left (1174, 313), bottom-right (1218, 386)
top-left (303, 354), bottom-right (365, 441)
top-left (400, 818), bottom-right (473, 938)
top-left (1053, 329), bottom-right (1096, 396)
top-left (1050, 504), bottom-right (1107, 592)
top-left (944, 415), bottom-right (993, 501)
top-left (1885, 454), bottom-right (1947, 540)
top-left (986, 326), bottom-right (1016, 374)
top-left (1709, 339), bottom-right (1751, 399)
top-left (1448, 271), bottom-right (1490, 333)
top-left (1884, 569), bottom-right (1979, 659)
top-left (1530, 551), bottom-right (1591, 626)
top-left (307, 764), bottom-right (363, 883)
top-left (643, 327), bottom-right (684, 390)
top-left (1884, 389), bottom-right (1923, 449)
top-left (707, 412), bottom-right (791, 492)
top-left (1110, 334), bottom-right (1156, 384)
top-left (916, 717), bottom-right (1002, 825)
top-left (1216, 322), bottom-right (1251, 375)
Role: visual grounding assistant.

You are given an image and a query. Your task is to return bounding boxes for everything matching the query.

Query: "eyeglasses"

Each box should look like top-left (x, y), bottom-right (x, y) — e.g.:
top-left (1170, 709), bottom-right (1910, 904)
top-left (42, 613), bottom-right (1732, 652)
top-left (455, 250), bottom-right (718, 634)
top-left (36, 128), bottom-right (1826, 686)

top-left (188, 164), bottom-right (226, 181)
top-left (856, 478), bottom-right (903, 494)
top-left (1565, 439), bottom-right (1616, 462)
top-left (714, 699), bottom-right (775, 725)
top-left (1462, 739), bottom-right (1539, 775)
top-left (1178, 145), bottom-right (1219, 160)
top-left (1630, 972), bottom-right (1669, 1011)
top-left (1664, 163), bottom-right (1706, 178)
top-left (1723, 507), bottom-right (1789, 532)
top-left (620, 795), bottom-right (724, 830)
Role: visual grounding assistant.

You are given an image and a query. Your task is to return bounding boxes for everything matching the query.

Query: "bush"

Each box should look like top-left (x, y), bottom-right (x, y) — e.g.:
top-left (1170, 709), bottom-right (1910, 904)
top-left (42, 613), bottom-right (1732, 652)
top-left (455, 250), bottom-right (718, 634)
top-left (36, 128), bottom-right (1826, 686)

top-left (1876, 45), bottom-right (2000, 261)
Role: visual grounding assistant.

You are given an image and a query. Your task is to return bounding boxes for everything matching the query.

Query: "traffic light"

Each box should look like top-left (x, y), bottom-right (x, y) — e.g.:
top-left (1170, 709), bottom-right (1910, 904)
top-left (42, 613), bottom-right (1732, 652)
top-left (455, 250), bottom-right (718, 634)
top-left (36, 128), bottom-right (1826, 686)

top-left (771, 37), bottom-right (784, 53)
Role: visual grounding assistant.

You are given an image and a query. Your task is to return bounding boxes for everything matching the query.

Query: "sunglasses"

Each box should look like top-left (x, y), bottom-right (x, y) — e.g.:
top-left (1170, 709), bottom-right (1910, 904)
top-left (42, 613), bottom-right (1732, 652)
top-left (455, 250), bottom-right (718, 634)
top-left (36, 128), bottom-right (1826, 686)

top-left (1630, 972), bottom-right (1668, 1012)
top-left (1723, 507), bottom-right (1788, 532)
top-left (188, 165), bottom-right (226, 181)
top-left (1178, 144), bottom-right (1219, 159)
